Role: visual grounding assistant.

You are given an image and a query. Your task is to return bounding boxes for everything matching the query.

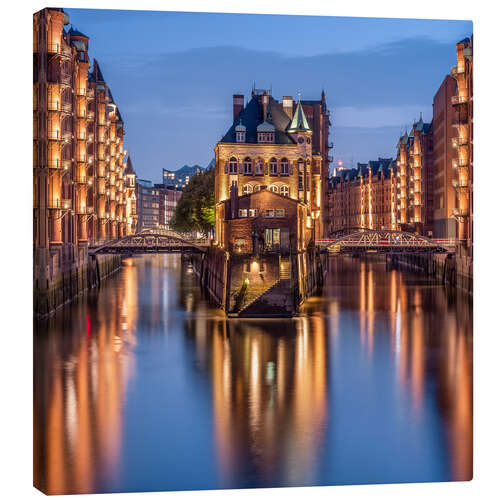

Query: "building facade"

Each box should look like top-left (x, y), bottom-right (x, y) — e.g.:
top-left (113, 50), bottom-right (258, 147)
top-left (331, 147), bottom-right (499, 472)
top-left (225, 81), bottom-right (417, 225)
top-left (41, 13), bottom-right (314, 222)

top-left (163, 165), bottom-right (203, 188)
top-left (136, 180), bottom-right (182, 232)
top-left (214, 89), bottom-right (327, 253)
top-left (450, 36), bottom-right (473, 257)
top-left (396, 117), bottom-right (434, 236)
top-left (33, 8), bottom-right (132, 315)
top-left (124, 157), bottom-right (138, 234)
top-left (327, 159), bottom-right (397, 233)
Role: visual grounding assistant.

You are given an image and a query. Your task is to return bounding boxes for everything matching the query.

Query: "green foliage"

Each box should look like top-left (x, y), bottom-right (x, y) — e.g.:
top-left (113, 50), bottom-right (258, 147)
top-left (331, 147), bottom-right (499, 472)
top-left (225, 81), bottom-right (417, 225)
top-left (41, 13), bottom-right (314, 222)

top-left (170, 167), bottom-right (215, 235)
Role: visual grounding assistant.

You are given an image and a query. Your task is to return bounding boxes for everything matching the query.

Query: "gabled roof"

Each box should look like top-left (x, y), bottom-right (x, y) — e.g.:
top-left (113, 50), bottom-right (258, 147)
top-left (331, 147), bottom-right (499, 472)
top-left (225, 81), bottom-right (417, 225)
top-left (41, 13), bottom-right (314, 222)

top-left (220, 95), bottom-right (295, 145)
top-left (287, 99), bottom-right (312, 133)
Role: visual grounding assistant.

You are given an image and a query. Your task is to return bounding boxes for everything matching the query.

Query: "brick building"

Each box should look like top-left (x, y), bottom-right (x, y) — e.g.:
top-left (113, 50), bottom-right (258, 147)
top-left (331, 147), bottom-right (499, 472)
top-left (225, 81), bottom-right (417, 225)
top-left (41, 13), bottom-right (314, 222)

top-left (214, 88), bottom-right (330, 253)
top-left (396, 117), bottom-right (434, 235)
top-left (33, 8), bottom-right (132, 314)
top-left (327, 158), bottom-right (397, 232)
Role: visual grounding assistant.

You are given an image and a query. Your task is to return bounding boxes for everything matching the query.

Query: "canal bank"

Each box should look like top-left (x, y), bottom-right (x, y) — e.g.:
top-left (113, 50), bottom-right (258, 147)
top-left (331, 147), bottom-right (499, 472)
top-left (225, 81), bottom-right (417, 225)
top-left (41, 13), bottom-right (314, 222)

top-left (387, 252), bottom-right (473, 294)
top-left (189, 246), bottom-right (326, 317)
top-left (33, 251), bottom-right (122, 319)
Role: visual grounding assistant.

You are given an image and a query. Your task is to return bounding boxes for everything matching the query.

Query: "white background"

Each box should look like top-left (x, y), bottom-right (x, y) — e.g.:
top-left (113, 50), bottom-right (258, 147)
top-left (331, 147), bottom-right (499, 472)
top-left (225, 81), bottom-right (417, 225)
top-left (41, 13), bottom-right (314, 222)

top-left (0, 1), bottom-right (498, 499)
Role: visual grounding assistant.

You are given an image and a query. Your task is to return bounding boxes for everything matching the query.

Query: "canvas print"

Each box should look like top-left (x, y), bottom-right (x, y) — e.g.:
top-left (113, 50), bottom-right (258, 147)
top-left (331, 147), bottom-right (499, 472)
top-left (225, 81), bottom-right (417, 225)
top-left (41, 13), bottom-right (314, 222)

top-left (33, 7), bottom-right (473, 495)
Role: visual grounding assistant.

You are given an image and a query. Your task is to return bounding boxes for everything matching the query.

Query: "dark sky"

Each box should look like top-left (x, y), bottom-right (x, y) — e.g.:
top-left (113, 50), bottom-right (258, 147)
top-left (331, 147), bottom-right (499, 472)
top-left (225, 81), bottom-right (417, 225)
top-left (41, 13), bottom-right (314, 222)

top-left (66, 8), bottom-right (472, 182)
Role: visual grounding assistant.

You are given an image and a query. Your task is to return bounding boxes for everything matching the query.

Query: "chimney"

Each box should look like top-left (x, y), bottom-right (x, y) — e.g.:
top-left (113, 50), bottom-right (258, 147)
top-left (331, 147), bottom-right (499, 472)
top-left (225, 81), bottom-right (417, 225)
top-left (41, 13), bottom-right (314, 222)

top-left (233, 94), bottom-right (244, 121)
top-left (282, 96), bottom-right (293, 119)
top-left (261, 93), bottom-right (269, 121)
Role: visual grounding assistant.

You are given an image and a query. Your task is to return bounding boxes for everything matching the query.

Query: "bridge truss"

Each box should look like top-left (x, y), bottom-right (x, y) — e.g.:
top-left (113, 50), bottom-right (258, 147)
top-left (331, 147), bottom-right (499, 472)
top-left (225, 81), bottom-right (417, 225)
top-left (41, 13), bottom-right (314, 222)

top-left (317, 229), bottom-right (453, 254)
top-left (89, 230), bottom-right (209, 255)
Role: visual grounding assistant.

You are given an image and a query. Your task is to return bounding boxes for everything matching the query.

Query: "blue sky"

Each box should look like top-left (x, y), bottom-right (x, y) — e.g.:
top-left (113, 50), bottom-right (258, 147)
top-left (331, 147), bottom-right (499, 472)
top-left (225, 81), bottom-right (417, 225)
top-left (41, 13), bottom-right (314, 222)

top-left (66, 9), bottom-right (472, 182)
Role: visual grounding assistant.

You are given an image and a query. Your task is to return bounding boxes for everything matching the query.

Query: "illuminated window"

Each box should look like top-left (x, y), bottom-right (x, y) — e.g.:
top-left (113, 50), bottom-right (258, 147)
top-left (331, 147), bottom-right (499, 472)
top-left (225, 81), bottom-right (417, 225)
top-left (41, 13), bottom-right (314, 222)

top-left (270, 184), bottom-right (279, 193)
top-left (269, 158), bottom-right (278, 176)
top-left (248, 209), bottom-right (257, 217)
top-left (239, 209), bottom-right (248, 217)
top-left (229, 157), bottom-right (238, 174)
top-left (280, 185), bottom-right (289, 197)
top-left (280, 158), bottom-right (289, 176)
top-left (243, 184), bottom-right (253, 195)
top-left (255, 158), bottom-right (264, 175)
top-left (243, 157), bottom-right (252, 175)
top-left (276, 209), bottom-right (285, 217)
top-left (265, 209), bottom-right (275, 217)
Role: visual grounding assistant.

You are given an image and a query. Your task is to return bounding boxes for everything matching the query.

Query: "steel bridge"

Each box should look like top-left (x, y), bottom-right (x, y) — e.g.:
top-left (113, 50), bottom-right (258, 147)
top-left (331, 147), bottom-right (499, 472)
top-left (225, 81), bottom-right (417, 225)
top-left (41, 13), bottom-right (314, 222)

top-left (317, 229), bottom-right (455, 254)
top-left (89, 230), bottom-right (209, 255)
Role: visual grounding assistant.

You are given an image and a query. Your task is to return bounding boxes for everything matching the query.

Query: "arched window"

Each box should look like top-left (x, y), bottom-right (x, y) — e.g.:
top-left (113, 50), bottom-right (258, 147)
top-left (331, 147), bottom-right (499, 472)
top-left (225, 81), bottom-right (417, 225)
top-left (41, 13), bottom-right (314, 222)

top-left (270, 184), bottom-right (279, 193)
top-left (253, 184), bottom-right (261, 192)
top-left (243, 184), bottom-right (253, 195)
top-left (280, 185), bottom-right (289, 197)
top-left (243, 157), bottom-right (252, 175)
top-left (280, 158), bottom-right (289, 175)
top-left (255, 158), bottom-right (264, 175)
top-left (229, 157), bottom-right (238, 174)
top-left (269, 158), bottom-right (278, 176)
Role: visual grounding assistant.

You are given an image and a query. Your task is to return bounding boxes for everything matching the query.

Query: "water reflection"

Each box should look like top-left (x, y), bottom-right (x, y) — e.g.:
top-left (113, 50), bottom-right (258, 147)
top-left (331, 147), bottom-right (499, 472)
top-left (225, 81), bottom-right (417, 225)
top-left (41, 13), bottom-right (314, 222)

top-left (34, 254), bottom-right (472, 494)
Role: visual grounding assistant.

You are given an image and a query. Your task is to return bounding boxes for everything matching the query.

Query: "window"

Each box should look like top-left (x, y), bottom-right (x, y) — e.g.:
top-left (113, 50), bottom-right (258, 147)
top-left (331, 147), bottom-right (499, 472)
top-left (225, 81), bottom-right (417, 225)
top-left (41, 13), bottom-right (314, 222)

top-left (248, 209), bottom-right (257, 217)
top-left (236, 131), bottom-right (245, 142)
top-left (265, 228), bottom-right (280, 249)
top-left (255, 158), bottom-right (264, 175)
top-left (239, 209), bottom-right (248, 217)
top-left (265, 209), bottom-right (275, 217)
top-left (280, 185), bottom-right (289, 197)
top-left (229, 157), bottom-right (238, 174)
top-left (253, 184), bottom-right (261, 192)
top-left (243, 184), bottom-right (253, 195)
top-left (276, 209), bottom-right (285, 217)
top-left (258, 132), bottom-right (274, 143)
top-left (298, 170), bottom-right (304, 190)
top-left (269, 158), bottom-right (278, 176)
top-left (270, 184), bottom-right (279, 193)
top-left (280, 158), bottom-right (289, 176)
top-left (243, 157), bottom-right (252, 175)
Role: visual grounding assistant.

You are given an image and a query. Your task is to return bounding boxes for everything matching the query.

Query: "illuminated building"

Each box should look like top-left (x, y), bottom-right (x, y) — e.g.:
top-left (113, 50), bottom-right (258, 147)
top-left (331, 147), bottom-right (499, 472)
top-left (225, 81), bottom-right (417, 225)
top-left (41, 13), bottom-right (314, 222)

top-left (327, 158), bottom-right (397, 232)
top-left (33, 7), bottom-right (132, 315)
top-left (395, 117), bottom-right (434, 235)
top-left (450, 36), bottom-right (473, 257)
top-left (214, 88), bottom-right (329, 252)
top-left (124, 157), bottom-right (138, 234)
top-left (162, 164), bottom-right (203, 188)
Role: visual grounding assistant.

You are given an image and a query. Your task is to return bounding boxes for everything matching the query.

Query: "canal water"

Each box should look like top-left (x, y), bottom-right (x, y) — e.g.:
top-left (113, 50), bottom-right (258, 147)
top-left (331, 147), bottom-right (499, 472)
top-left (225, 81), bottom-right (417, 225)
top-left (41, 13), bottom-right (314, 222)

top-left (34, 254), bottom-right (472, 494)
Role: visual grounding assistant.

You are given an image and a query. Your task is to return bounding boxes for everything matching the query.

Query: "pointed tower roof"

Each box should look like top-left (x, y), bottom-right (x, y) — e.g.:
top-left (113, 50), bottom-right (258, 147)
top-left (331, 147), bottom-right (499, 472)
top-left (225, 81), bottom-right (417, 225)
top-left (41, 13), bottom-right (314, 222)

top-left (124, 157), bottom-right (135, 176)
top-left (287, 96), bottom-right (312, 133)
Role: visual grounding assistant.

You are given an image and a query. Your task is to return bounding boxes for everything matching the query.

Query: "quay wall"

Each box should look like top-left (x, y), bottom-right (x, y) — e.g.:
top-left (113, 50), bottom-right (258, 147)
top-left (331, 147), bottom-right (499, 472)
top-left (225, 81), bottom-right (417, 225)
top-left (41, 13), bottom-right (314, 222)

top-left (189, 246), bottom-right (325, 317)
top-left (389, 252), bottom-right (472, 294)
top-left (34, 248), bottom-right (122, 319)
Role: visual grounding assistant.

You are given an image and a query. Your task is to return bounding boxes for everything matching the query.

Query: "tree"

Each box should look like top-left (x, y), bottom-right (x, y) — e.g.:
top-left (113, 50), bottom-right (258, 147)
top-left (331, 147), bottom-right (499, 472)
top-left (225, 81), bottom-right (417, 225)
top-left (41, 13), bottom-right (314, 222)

top-left (170, 167), bottom-right (215, 235)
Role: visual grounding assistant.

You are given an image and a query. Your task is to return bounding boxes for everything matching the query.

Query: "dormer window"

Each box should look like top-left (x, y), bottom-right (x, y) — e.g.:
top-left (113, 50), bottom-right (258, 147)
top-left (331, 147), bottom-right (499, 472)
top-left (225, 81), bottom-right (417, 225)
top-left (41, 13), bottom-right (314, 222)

top-left (258, 132), bottom-right (274, 143)
top-left (235, 121), bottom-right (246, 143)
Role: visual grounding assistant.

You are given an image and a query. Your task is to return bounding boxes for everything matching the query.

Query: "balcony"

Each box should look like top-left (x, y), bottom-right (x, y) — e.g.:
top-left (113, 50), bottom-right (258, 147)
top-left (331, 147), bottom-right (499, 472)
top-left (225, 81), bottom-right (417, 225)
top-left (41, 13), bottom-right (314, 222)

top-left (47, 159), bottom-right (61, 169)
top-left (452, 136), bottom-right (468, 148)
top-left (60, 73), bottom-right (72, 86)
top-left (47, 43), bottom-right (60, 54)
top-left (47, 130), bottom-right (61, 140)
top-left (47, 198), bottom-right (72, 210)
top-left (450, 65), bottom-right (465, 78)
top-left (47, 101), bottom-right (61, 112)
top-left (453, 207), bottom-right (468, 217)
top-left (61, 102), bottom-right (72, 114)
top-left (76, 88), bottom-right (87, 97)
top-left (452, 179), bottom-right (469, 189)
top-left (451, 94), bottom-right (468, 105)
